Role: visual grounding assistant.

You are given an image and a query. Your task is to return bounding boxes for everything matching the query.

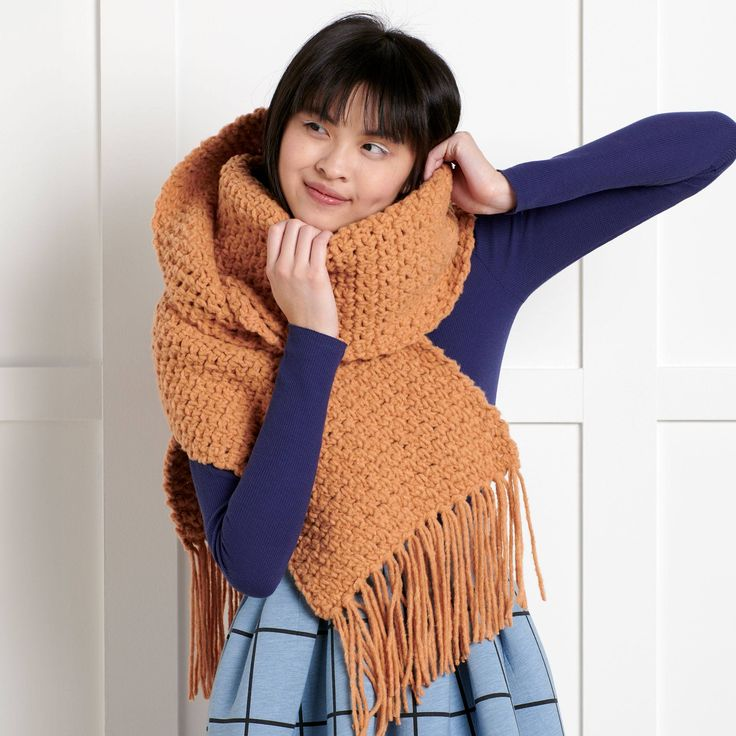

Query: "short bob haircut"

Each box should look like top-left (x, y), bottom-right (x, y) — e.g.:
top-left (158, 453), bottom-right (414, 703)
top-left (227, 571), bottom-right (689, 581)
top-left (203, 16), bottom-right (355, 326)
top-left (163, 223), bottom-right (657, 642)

top-left (253, 12), bottom-right (462, 216)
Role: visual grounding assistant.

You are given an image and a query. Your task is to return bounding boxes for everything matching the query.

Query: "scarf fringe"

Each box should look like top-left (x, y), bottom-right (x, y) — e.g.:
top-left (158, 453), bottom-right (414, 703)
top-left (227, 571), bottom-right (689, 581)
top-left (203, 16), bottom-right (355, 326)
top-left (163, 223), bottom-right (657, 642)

top-left (186, 540), bottom-right (243, 700)
top-left (332, 467), bottom-right (546, 736)
top-left (181, 466), bottom-right (546, 726)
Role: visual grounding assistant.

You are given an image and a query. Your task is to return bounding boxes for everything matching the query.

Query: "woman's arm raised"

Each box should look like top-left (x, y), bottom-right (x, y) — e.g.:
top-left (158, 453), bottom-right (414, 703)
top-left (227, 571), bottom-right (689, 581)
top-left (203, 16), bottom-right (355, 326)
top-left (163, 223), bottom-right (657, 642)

top-left (475, 110), bottom-right (736, 302)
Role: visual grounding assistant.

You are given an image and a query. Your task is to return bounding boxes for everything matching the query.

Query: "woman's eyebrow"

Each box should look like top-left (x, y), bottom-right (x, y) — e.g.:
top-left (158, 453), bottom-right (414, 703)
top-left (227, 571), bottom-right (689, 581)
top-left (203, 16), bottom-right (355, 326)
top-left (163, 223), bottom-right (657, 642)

top-left (304, 108), bottom-right (391, 139)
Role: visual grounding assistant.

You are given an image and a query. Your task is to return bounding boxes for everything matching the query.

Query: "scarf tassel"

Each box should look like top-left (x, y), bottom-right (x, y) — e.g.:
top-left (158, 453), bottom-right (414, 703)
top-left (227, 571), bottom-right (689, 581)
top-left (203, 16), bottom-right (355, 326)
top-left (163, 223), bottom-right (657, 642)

top-left (180, 465), bottom-right (546, 726)
top-left (332, 467), bottom-right (546, 736)
top-left (186, 540), bottom-right (243, 700)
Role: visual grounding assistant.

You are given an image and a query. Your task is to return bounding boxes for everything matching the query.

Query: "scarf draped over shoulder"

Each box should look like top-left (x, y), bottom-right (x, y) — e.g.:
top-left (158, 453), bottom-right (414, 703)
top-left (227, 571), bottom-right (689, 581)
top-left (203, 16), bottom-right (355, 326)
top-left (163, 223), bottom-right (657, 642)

top-left (150, 106), bottom-right (547, 736)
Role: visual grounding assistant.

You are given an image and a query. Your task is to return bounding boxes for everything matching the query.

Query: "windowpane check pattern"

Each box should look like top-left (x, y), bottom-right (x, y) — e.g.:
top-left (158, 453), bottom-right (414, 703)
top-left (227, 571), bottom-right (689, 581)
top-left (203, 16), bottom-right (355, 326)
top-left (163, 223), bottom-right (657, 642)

top-left (204, 570), bottom-right (565, 736)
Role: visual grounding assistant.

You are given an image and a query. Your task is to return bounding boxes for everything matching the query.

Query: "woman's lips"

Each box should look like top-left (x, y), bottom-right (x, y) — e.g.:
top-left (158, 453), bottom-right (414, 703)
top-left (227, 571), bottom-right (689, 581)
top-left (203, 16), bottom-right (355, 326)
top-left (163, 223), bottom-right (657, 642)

top-left (305, 182), bottom-right (350, 206)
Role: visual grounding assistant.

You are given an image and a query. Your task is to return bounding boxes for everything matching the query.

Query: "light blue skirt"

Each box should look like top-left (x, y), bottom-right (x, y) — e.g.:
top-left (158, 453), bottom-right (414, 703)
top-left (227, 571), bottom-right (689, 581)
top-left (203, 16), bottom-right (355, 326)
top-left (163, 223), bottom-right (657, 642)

top-left (204, 567), bottom-right (566, 736)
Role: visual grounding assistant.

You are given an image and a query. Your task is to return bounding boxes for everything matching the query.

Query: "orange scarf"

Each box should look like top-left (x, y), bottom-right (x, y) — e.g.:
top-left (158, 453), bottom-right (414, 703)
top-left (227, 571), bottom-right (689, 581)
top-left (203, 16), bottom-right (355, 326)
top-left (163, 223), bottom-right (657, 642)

top-left (150, 106), bottom-right (546, 736)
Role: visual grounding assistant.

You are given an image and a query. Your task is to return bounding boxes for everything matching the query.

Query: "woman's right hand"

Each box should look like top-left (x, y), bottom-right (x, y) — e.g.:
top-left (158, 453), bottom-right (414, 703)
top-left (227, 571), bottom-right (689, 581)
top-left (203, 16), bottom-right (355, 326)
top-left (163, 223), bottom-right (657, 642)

top-left (265, 219), bottom-right (341, 340)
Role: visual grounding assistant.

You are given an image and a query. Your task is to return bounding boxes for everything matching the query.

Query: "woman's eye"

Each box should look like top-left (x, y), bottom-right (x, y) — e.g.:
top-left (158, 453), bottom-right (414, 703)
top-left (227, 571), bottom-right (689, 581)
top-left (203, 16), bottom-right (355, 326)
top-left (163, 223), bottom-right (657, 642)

top-left (303, 121), bottom-right (388, 155)
top-left (364, 142), bottom-right (388, 155)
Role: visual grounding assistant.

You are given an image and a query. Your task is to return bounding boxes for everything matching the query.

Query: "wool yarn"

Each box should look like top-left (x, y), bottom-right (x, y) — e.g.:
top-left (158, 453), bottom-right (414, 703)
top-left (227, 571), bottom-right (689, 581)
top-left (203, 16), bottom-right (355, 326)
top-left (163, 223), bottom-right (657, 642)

top-left (150, 106), bottom-right (546, 736)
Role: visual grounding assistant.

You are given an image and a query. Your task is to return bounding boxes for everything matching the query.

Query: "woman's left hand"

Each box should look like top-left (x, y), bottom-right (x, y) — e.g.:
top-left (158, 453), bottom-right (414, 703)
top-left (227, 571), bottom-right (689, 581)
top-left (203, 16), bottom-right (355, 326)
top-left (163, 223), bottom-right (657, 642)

top-left (423, 131), bottom-right (517, 215)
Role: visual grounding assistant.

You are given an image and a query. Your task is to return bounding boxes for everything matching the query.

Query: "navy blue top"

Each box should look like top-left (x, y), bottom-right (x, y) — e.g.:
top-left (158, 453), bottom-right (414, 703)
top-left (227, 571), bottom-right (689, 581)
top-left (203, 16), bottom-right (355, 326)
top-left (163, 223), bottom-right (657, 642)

top-left (187, 110), bottom-right (736, 598)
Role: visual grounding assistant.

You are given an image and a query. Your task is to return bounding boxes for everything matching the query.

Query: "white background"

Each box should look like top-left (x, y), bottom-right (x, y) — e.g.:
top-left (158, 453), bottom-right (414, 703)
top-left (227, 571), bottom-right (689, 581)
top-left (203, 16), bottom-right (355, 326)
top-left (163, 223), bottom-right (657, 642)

top-left (1, 0), bottom-right (734, 734)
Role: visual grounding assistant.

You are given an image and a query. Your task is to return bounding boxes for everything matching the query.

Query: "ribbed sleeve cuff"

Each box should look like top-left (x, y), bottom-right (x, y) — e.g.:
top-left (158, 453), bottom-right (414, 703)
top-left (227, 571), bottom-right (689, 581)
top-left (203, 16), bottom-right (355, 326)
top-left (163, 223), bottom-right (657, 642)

top-left (496, 165), bottom-right (538, 214)
top-left (285, 322), bottom-right (348, 367)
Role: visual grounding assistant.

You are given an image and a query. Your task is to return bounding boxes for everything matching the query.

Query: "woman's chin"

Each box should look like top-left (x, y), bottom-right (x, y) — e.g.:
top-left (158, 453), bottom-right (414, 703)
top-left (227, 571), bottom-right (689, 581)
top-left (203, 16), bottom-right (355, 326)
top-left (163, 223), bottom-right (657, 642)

top-left (292, 201), bottom-right (348, 231)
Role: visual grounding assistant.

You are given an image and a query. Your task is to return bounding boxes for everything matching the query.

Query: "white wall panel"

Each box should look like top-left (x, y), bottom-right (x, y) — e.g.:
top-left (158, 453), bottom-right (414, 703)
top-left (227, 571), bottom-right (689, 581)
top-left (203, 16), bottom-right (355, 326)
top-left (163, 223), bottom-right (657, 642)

top-left (0, 1), bottom-right (100, 364)
top-left (0, 1), bottom-right (103, 735)
top-left (101, 0), bottom-right (180, 733)
top-left (658, 423), bottom-right (736, 733)
top-left (0, 421), bottom-right (103, 734)
top-left (659, 1), bottom-right (736, 366)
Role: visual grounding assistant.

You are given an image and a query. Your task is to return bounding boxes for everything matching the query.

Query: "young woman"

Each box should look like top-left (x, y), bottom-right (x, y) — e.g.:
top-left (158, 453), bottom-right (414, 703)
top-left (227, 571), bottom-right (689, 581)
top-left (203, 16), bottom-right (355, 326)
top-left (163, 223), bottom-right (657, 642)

top-left (153, 11), bottom-right (736, 736)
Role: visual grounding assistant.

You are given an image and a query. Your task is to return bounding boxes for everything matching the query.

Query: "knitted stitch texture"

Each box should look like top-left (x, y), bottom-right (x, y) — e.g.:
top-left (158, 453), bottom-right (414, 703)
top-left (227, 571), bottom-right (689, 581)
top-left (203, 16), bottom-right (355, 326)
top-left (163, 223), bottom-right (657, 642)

top-left (150, 106), bottom-right (546, 736)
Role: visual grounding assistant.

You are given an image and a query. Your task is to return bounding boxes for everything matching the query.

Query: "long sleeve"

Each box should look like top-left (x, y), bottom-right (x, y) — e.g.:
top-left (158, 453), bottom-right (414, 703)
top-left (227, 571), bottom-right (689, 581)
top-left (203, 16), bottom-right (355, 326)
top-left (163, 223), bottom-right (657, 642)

top-left (187, 322), bottom-right (347, 598)
top-left (475, 110), bottom-right (736, 302)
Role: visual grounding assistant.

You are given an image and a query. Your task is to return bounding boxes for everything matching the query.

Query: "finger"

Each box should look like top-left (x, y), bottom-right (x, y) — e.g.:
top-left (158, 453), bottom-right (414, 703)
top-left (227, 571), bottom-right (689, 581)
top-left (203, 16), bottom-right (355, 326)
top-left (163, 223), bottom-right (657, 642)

top-left (423, 139), bottom-right (444, 180)
top-left (278, 219), bottom-right (304, 268)
top-left (423, 152), bottom-right (441, 182)
top-left (293, 224), bottom-right (321, 269)
top-left (266, 220), bottom-right (288, 271)
top-left (424, 148), bottom-right (450, 181)
top-left (309, 230), bottom-right (331, 268)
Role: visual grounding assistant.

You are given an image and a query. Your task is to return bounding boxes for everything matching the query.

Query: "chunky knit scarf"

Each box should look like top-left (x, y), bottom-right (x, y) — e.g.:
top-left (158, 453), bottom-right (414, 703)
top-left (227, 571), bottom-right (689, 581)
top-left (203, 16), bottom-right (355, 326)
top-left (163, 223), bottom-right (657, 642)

top-left (150, 106), bottom-right (546, 736)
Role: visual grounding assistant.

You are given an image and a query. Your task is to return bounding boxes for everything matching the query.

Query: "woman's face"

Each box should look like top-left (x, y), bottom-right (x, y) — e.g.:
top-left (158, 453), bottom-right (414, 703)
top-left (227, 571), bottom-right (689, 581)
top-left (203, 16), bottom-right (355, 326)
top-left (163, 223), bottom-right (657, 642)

top-left (277, 86), bottom-right (416, 232)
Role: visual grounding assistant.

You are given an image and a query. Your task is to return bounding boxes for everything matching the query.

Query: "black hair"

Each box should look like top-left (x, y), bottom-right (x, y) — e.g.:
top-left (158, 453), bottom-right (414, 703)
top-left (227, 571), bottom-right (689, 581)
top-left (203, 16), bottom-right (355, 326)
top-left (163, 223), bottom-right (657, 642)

top-left (253, 11), bottom-right (462, 215)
